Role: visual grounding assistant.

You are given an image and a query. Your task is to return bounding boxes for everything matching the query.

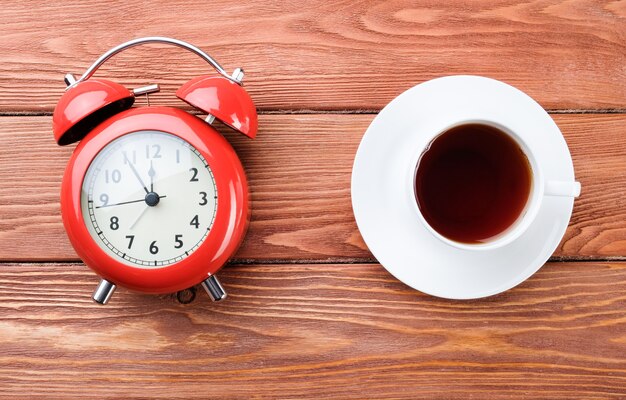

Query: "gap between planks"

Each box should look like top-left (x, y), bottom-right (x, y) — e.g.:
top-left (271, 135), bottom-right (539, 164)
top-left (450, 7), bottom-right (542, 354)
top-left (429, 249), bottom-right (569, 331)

top-left (1, 109), bottom-right (626, 117)
top-left (2, 257), bottom-right (626, 266)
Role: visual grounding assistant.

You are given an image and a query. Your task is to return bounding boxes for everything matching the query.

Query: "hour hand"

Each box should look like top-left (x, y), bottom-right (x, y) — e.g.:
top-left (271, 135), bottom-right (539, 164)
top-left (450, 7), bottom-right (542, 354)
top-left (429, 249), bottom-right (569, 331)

top-left (95, 195), bottom-right (167, 209)
top-left (96, 197), bottom-right (145, 209)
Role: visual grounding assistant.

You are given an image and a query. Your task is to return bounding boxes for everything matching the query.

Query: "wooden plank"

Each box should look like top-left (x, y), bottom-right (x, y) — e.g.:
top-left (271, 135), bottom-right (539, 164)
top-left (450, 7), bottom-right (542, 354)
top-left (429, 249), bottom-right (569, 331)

top-left (0, 261), bottom-right (624, 398)
top-left (0, 1), bottom-right (624, 112)
top-left (0, 114), bottom-right (625, 261)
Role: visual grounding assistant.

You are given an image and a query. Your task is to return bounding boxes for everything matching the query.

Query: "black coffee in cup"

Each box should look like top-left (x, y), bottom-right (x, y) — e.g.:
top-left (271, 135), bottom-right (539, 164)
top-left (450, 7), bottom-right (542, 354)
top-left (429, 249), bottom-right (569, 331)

top-left (414, 123), bottom-right (532, 244)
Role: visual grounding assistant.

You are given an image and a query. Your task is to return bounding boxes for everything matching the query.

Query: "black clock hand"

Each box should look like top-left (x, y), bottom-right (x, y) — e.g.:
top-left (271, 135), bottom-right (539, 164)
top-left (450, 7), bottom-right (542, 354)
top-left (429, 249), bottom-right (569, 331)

top-left (148, 160), bottom-right (156, 192)
top-left (123, 151), bottom-right (149, 194)
top-left (96, 195), bottom-right (167, 209)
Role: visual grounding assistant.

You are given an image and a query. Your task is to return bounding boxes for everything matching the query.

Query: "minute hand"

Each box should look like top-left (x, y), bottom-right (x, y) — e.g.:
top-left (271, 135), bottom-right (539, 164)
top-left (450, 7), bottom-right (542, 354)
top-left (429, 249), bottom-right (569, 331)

top-left (123, 152), bottom-right (149, 194)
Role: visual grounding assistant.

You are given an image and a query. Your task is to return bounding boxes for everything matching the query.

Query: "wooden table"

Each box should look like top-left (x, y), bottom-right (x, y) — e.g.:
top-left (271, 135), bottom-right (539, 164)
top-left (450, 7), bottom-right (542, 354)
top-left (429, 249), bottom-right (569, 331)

top-left (1, 1), bottom-right (625, 398)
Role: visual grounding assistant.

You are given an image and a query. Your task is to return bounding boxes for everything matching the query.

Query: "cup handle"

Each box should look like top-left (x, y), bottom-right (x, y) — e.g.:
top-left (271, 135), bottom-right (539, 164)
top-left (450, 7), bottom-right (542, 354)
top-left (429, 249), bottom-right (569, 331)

top-left (545, 180), bottom-right (581, 197)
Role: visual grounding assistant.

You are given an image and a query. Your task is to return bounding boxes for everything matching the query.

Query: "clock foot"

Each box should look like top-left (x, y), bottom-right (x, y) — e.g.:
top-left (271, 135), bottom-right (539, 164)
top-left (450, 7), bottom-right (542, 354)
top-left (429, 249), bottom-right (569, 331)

top-left (201, 275), bottom-right (227, 302)
top-left (92, 279), bottom-right (116, 305)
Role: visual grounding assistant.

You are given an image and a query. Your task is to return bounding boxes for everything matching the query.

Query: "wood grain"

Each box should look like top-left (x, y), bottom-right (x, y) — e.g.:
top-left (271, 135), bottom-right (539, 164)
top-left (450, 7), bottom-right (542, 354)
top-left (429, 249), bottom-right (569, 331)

top-left (1, 0), bottom-right (625, 112)
top-left (0, 114), bottom-right (624, 262)
top-left (0, 262), bottom-right (624, 399)
top-left (2, 1), bottom-right (625, 398)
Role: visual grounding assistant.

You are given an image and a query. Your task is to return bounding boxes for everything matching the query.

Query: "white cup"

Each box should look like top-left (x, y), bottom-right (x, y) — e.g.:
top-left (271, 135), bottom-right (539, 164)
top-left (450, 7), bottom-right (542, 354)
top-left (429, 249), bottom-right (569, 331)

top-left (408, 119), bottom-right (581, 251)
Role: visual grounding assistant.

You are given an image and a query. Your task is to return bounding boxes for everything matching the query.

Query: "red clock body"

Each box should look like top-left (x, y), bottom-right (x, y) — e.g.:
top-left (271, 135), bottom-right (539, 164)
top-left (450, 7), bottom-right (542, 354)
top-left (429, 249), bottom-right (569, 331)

top-left (60, 107), bottom-right (250, 294)
top-left (53, 37), bottom-right (257, 304)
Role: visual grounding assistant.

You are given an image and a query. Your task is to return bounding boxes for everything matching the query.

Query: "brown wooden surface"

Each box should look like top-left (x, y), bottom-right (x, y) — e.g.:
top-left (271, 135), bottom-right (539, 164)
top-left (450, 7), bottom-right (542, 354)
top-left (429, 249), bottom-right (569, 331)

top-left (0, 1), bottom-right (625, 112)
top-left (1, 1), bottom-right (625, 398)
top-left (0, 262), bottom-right (625, 399)
top-left (0, 114), bottom-right (625, 262)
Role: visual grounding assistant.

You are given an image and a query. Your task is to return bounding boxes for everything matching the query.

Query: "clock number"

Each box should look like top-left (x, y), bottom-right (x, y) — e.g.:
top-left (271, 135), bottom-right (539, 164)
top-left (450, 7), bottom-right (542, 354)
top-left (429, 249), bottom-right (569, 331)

top-left (125, 235), bottom-right (135, 249)
top-left (174, 234), bottom-right (183, 249)
top-left (199, 192), bottom-right (208, 205)
top-left (176, 149), bottom-right (180, 164)
top-left (190, 215), bottom-right (199, 229)
top-left (105, 169), bottom-right (121, 183)
top-left (189, 168), bottom-right (199, 182)
top-left (99, 193), bottom-right (109, 207)
top-left (146, 144), bottom-right (162, 159)
top-left (110, 216), bottom-right (119, 230)
top-left (123, 150), bottom-right (136, 165)
top-left (149, 240), bottom-right (159, 254)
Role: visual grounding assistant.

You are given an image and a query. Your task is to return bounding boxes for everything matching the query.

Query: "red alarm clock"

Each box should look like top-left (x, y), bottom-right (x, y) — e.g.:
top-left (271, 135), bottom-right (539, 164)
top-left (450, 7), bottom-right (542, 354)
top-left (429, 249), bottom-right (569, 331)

top-left (52, 37), bottom-right (257, 305)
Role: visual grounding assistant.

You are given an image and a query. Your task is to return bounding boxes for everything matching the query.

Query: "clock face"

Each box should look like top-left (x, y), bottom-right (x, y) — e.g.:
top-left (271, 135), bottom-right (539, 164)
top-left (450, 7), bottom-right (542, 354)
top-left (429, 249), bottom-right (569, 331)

top-left (80, 130), bottom-right (218, 268)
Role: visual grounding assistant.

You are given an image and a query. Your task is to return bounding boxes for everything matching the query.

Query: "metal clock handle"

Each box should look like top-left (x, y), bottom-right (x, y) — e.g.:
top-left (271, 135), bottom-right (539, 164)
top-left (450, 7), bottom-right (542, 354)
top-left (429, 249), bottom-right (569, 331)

top-left (66, 36), bottom-right (242, 89)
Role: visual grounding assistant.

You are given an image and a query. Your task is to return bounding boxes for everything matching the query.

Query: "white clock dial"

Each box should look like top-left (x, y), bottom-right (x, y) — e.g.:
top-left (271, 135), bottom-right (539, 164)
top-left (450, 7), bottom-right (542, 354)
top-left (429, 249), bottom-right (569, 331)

top-left (80, 130), bottom-right (218, 268)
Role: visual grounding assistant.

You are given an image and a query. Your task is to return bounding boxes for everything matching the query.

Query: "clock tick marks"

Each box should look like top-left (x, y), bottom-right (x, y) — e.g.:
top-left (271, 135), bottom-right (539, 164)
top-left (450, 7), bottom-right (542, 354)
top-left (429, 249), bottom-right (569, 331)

top-left (82, 131), bottom-right (217, 269)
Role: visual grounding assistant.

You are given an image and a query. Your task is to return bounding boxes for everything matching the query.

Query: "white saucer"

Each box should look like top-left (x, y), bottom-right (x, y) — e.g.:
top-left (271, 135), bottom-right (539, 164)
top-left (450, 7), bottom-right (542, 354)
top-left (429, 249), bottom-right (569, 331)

top-left (351, 76), bottom-right (577, 299)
